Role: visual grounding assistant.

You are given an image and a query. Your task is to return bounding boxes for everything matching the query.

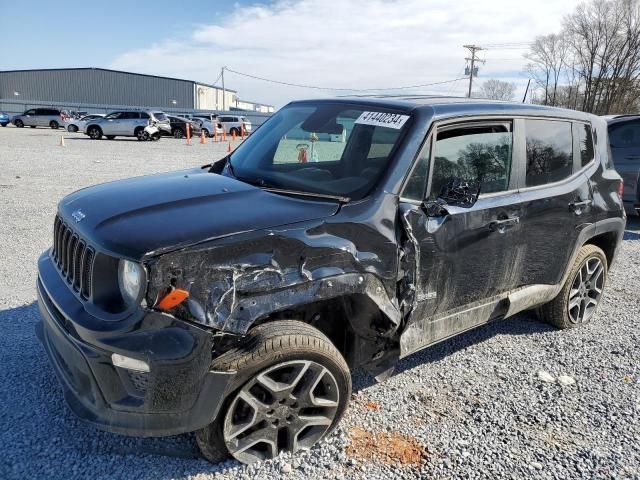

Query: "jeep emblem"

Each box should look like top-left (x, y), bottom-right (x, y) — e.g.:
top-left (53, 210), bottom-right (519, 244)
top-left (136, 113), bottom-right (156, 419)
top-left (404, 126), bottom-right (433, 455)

top-left (71, 209), bottom-right (86, 223)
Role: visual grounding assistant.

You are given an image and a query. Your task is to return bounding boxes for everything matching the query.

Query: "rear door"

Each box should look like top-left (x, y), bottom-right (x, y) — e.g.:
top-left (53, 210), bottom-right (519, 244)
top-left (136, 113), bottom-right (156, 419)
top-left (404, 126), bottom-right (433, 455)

top-left (515, 118), bottom-right (593, 287)
top-left (399, 119), bottom-right (523, 355)
top-left (608, 119), bottom-right (640, 212)
top-left (102, 112), bottom-right (123, 135)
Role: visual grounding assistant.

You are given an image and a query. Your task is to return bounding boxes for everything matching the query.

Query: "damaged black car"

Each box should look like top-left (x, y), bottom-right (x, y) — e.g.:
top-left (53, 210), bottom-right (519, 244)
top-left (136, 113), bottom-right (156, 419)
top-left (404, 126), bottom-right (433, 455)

top-left (36, 97), bottom-right (626, 464)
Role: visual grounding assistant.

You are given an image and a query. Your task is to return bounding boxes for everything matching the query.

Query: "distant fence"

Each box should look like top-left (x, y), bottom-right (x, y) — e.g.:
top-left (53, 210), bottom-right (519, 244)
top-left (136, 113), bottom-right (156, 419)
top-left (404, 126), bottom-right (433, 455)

top-left (0, 98), bottom-right (273, 126)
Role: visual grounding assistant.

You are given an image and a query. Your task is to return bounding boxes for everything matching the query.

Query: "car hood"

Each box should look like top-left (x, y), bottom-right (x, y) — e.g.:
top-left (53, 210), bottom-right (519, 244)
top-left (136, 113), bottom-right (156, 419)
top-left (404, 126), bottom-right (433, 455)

top-left (58, 168), bottom-right (340, 260)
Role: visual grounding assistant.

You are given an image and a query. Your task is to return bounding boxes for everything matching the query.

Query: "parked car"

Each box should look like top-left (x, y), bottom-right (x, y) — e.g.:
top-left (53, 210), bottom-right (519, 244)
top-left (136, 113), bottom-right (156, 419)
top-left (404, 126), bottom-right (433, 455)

top-left (36, 98), bottom-right (625, 465)
top-left (11, 108), bottom-right (63, 129)
top-left (0, 112), bottom-right (9, 127)
top-left (83, 110), bottom-right (171, 140)
top-left (167, 115), bottom-right (202, 139)
top-left (605, 114), bottom-right (640, 215)
top-left (65, 114), bottom-right (105, 133)
top-left (218, 114), bottom-right (252, 136)
top-left (191, 114), bottom-right (224, 137)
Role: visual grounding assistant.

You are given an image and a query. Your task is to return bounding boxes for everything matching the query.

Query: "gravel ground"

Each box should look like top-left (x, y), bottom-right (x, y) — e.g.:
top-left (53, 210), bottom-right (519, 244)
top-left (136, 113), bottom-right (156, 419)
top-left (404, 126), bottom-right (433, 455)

top-left (1, 126), bottom-right (638, 479)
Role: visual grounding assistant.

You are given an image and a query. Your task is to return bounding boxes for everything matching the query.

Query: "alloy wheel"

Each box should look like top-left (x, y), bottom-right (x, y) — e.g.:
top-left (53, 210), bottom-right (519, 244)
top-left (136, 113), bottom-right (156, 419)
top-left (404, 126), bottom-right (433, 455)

top-left (567, 256), bottom-right (605, 324)
top-left (223, 360), bottom-right (340, 464)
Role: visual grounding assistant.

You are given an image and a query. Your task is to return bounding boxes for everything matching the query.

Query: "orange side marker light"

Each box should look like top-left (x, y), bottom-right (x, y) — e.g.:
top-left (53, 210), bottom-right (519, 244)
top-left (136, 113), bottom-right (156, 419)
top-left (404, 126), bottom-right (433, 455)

top-left (158, 289), bottom-right (189, 310)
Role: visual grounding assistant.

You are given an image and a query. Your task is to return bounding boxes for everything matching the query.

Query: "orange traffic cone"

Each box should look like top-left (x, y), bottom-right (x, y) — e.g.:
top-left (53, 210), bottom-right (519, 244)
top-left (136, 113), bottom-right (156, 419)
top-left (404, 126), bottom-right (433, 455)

top-left (227, 142), bottom-right (232, 153)
top-left (200, 130), bottom-right (207, 144)
top-left (213, 129), bottom-right (218, 143)
top-left (222, 130), bottom-right (227, 142)
top-left (186, 123), bottom-right (191, 145)
top-left (241, 124), bottom-right (245, 138)
top-left (58, 135), bottom-right (65, 147)
top-left (232, 129), bottom-right (237, 141)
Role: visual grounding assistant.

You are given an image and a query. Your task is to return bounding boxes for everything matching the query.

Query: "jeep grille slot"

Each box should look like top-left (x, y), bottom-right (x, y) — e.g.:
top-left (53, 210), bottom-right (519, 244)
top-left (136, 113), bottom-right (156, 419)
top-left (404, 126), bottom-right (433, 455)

top-left (52, 216), bottom-right (94, 299)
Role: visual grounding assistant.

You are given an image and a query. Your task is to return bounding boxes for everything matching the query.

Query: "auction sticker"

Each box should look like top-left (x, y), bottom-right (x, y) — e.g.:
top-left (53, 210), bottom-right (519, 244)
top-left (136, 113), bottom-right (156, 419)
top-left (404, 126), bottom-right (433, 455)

top-left (354, 111), bottom-right (410, 129)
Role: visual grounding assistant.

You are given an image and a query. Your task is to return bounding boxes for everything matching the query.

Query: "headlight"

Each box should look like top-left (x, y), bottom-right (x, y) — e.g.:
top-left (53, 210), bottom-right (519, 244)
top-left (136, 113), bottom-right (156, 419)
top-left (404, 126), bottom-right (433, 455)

top-left (118, 260), bottom-right (145, 305)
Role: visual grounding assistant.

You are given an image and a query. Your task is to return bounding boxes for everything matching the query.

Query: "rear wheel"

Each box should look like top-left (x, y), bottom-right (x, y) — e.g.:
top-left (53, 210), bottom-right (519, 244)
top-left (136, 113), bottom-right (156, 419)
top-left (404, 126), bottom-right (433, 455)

top-left (539, 244), bottom-right (608, 329)
top-left (87, 126), bottom-right (102, 140)
top-left (1, 123), bottom-right (7, 127)
top-left (50, 120), bottom-right (59, 129)
top-left (135, 128), bottom-right (145, 141)
top-left (67, 125), bottom-right (78, 133)
top-left (173, 128), bottom-right (184, 139)
top-left (196, 320), bottom-right (351, 465)
top-left (14, 120), bottom-right (24, 128)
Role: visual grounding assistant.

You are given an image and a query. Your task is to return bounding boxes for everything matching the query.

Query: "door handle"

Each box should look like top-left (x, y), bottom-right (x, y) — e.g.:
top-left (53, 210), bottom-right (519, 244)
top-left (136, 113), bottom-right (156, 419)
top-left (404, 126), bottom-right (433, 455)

top-left (569, 199), bottom-right (592, 215)
top-left (488, 216), bottom-right (519, 233)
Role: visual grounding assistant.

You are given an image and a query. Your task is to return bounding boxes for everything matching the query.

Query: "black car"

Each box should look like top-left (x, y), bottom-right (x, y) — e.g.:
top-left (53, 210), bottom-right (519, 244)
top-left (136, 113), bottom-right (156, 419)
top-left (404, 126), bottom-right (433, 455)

top-left (605, 115), bottom-right (640, 215)
top-left (36, 97), bottom-right (625, 465)
top-left (167, 115), bottom-right (202, 139)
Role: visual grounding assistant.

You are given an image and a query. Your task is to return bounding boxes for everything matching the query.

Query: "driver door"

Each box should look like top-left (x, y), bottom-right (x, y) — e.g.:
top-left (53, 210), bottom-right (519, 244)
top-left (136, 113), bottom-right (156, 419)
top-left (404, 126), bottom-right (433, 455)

top-left (399, 119), bottom-right (523, 357)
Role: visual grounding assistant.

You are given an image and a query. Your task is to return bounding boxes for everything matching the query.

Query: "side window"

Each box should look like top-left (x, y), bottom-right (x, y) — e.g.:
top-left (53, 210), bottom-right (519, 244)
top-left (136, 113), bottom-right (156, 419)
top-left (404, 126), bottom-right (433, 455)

top-left (609, 120), bottom-right (640, 148)
top-left (24, 109), bottom-right (36, 115)
top-left (140, 112), bottom-right (150, 119)
top-left (577, 123), bottom-right (595, 167)
top-left (402, 138), bottom-right (431, 201)
top-left (429, 123), bottom-right (513, 198)
top-left (525, 119), bottom-right (573, 187)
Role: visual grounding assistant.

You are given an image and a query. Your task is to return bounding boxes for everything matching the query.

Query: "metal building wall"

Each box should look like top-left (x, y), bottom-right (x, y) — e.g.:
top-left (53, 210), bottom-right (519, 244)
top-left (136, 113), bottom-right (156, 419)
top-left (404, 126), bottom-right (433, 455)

top-left (0, 68), bottom-right (195, 109)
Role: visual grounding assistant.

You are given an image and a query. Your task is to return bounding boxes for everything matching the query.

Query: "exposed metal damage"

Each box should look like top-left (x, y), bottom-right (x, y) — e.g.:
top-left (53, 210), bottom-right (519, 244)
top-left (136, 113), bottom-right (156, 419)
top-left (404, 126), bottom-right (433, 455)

top-left (145, 210), bottom-right (405, 374)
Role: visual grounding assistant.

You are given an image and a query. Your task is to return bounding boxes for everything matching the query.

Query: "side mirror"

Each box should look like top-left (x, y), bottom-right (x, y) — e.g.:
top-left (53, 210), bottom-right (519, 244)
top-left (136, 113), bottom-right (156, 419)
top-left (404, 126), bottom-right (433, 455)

top-left (437, 178), bottom-right (480, 208)
top-left (422, 178), bottom-right (481, 216)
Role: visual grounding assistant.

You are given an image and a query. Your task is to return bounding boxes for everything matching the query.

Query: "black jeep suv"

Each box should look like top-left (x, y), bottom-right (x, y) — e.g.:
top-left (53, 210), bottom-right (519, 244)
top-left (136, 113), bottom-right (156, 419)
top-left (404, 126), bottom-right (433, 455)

top-left (36, 98), bottom-right (625, 464)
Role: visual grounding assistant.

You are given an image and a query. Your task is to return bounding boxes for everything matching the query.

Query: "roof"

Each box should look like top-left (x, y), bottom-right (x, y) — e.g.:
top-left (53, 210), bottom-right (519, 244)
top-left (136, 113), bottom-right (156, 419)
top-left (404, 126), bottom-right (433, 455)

top-left (603, 114), bottom-right (640, 125)
top-left (289, 96), bottom-right (598, 121)
top-left (0, 67), bottom-right (237, 93)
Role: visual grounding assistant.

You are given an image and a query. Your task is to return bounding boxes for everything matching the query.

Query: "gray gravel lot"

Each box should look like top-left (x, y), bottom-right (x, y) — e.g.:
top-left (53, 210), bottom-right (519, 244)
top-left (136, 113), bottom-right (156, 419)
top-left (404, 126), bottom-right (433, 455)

top-left (1, 126), bottom-right (638, 479)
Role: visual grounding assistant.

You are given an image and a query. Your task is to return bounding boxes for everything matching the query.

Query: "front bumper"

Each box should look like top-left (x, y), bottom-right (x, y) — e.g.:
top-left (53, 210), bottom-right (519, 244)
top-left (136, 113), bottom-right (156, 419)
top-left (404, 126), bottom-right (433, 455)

top-left (36, 251), bottom-right (234, 437)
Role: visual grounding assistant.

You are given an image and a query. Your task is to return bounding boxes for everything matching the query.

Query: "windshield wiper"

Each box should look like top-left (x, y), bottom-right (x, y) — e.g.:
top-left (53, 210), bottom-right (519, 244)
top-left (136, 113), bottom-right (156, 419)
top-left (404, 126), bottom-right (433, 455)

top-left (261, 187), bottom-right (350, 203)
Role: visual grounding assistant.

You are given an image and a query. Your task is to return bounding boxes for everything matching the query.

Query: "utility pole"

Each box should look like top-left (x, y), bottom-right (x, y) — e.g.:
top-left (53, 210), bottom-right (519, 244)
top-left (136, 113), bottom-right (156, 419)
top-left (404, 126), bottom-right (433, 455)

top-left (463, 45), bottom-right (484, 98)
top-left (221, 66), bottom-right (226, 111)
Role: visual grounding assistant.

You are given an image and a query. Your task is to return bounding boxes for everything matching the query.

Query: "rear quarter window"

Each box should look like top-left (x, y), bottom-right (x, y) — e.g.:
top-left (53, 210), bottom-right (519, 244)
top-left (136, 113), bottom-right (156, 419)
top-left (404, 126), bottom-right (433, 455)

top-left (577, 123), bottom-right (595, 167)
top-left (524, 119), bottom-right (573, 187)
top-left (609, 120), bottom-right (640, 148)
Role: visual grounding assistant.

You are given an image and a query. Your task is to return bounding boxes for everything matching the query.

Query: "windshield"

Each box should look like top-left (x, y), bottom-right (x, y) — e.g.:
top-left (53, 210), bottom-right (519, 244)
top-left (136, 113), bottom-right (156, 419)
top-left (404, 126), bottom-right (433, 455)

top-left (152, 112), bottom-right (168, 121)
top-left (225, 103), bottom-right (410, 200)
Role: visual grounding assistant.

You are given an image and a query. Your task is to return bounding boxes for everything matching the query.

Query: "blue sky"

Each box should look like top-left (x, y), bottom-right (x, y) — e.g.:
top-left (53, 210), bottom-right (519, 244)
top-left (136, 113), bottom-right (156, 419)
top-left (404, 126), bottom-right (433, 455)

top-left (0, 1), bottom-right (252, 70)
top-left (0, 0), bottom-right (583, 106)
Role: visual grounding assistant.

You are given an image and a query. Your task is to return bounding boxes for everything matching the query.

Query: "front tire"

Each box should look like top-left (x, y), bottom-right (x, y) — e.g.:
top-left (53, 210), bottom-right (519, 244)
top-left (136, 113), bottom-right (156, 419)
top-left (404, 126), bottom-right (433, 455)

top-left (87, 126), bottom-right (102, 140)
top-left (173, 128), bottom-right (184, 139)
top-left (67, 125), bottom-right (78, 133)
top-left (1, 123), bottom-right (7, 127)
top-left (196, 320), bottom-right (351, 465)
top-left (540, 244), bottom-right (608, 329)
top-left (14, 120), bottom-right (24, 128)
top-left (50, 120), bottom-right (59, 129)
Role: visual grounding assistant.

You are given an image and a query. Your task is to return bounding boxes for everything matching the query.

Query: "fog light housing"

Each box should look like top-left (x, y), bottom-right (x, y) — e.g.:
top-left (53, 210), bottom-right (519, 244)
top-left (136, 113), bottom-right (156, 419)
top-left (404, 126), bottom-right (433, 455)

top-left (111, 353), bottom-right (150, 372)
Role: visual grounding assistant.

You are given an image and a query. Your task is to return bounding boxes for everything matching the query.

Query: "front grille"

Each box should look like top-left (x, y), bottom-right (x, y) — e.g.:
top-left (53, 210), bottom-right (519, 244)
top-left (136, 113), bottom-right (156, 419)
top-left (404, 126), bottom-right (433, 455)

top-left (52, 215), bottom-right (95, 299)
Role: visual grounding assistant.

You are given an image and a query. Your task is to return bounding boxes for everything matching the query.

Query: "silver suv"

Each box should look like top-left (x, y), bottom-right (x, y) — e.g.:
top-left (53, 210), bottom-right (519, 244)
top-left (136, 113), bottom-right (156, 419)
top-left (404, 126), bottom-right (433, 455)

top-left (218, 115), bottom-right (252, 136)
top-left (12, 108), bottom-right (63, 129)
top-left (83, 110), bottom-right (171, 140)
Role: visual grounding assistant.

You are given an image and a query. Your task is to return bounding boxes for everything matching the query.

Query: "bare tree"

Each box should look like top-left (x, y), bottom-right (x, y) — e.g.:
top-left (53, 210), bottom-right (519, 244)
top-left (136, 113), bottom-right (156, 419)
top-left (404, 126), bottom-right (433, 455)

top-left (477, 79), bottom-right (516, 101)
top-left (526, 0), bottom-right (640, 114)
top-left (525, 33), bottom-right (569, 106)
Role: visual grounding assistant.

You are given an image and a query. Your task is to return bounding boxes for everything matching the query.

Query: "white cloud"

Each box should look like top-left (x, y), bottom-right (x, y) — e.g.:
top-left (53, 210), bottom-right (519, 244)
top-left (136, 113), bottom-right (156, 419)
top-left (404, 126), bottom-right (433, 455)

top-left (110, 0), bottom-right (583, 107)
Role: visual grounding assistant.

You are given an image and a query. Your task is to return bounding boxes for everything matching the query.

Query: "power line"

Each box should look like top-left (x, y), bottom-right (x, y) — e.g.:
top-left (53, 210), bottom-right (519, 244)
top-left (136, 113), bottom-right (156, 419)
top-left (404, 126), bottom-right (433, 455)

top-left (224, 67), bottom-right (467, 92)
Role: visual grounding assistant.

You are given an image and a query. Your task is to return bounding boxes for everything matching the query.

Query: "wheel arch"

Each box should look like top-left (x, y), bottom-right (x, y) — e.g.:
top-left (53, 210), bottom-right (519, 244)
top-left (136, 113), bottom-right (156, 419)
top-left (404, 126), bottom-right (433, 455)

top-left (248, 293), bottom-right (399, 371)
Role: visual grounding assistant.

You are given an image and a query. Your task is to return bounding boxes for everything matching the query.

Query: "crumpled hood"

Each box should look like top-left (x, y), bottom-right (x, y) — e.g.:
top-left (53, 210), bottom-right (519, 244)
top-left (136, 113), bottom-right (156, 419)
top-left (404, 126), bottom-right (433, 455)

top-left (58, 168), bottom-right (340, 260)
